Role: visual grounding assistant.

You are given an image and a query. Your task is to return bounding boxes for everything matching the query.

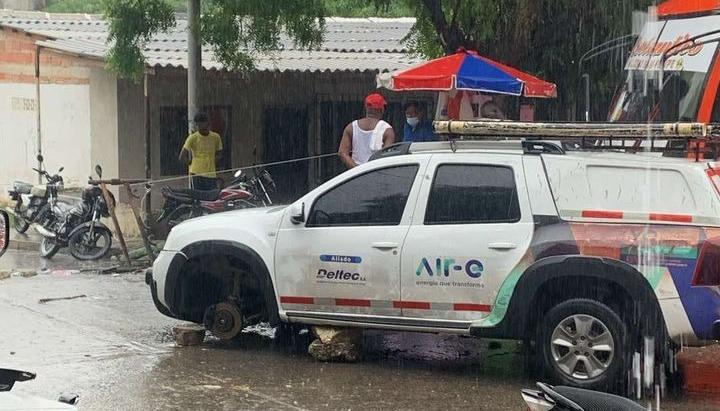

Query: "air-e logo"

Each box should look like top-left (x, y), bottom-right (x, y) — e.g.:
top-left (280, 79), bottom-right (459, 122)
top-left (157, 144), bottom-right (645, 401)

top-left (416, 257), bottom-right (484, 278)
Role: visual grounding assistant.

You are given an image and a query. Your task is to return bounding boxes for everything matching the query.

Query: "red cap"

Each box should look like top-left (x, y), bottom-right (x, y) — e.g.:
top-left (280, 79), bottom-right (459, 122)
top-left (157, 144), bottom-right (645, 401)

top-left (365, 93), bottom-right (387, 109)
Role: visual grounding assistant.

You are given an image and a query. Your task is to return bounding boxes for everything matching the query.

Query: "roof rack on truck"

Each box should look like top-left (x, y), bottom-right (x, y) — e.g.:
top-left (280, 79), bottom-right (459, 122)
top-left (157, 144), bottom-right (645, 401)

top-left (432, 120), bottom-right (720, 161)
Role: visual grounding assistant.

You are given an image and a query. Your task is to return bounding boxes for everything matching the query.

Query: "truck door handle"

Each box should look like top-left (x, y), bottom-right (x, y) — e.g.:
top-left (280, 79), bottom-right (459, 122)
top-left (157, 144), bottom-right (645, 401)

top-left (372, 242), bottom-right (399, 250)
top-left (488, 242), bottom-right (517, 250)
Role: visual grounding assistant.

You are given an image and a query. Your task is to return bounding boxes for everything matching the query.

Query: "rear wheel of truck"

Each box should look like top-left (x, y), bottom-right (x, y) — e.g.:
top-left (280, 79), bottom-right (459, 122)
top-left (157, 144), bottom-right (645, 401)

top-left (538, 298), bottom-right (627, 392)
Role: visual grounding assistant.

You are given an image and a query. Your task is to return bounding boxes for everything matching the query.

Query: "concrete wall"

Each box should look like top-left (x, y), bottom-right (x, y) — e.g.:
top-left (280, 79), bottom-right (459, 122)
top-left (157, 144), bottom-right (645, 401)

top-left (0, 83), bottom-right (38, 186)
top-left (89, 68), bottom-right (119, 182)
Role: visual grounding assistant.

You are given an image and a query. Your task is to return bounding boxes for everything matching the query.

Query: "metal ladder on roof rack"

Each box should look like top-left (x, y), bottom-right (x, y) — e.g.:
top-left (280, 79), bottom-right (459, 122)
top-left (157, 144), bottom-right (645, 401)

top-left (432, 120), bottom-right (720, 161)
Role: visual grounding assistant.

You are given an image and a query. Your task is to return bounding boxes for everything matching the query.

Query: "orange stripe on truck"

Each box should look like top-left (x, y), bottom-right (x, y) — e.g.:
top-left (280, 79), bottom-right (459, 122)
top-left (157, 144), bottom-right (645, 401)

top-left (649, 213), bottom-right (693, 223)
top-left (581, 210), bottom-right (624, 219)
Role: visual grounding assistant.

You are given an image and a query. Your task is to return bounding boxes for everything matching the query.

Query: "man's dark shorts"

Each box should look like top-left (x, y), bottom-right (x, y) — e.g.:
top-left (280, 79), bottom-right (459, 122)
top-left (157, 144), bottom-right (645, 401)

top-left (191, 175), bottom-right (218, 191)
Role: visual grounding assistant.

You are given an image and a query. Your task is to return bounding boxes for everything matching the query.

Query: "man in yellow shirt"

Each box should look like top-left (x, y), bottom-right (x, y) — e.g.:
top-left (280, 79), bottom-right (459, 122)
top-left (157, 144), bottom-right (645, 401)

top-left (178, 112), bottom-right (223, 190)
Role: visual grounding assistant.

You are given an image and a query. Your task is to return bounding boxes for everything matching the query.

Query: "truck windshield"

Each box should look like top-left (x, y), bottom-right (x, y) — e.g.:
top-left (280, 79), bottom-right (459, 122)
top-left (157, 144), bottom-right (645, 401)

top-left (608, 14), bottom-right (720, 123)
top-left (608, 70), bottom-right (708, 122)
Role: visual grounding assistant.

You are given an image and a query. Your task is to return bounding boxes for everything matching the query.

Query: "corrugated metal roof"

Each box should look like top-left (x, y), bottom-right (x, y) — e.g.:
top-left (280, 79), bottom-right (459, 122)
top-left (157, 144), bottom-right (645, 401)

top-left (0, 11), bottom-right (421, 72)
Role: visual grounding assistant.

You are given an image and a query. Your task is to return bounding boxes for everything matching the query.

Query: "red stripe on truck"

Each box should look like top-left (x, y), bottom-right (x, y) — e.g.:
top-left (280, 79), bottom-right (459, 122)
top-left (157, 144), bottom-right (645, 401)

top-left (453, 303), bottom-right (492, 312)
top-left (581, 210), bottom-right (624, 219)
top-left (280, 296), bottom-right (314, 305)
top-left (649, 213), bottom-right (693, 223)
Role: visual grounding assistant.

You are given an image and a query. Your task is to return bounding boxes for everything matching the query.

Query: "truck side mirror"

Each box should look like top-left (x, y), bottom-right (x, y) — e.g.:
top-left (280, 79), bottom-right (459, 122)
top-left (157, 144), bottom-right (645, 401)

top-left (290, 202), bottom-right (305, 225)
top-left (95, 165), bottom-right (103, 178)
top-left (0, 210), bottom-right (8, 258)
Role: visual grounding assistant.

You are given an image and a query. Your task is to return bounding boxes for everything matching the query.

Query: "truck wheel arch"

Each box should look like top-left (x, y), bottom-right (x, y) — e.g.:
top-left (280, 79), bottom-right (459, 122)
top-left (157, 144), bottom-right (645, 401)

top-left (165, 240), bottom-right (279, 324)
top-left (492, 255), bottom-right (665, 340)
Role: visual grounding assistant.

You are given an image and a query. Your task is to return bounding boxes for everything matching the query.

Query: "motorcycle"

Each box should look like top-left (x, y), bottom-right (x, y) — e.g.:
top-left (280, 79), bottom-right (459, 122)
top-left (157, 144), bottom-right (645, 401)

top-left (7, 154), bottom-right (64, 234)
top-left (36, 165), bottom-right (115, 260)
top-left (521, 382), bottom-right (645, 411)
top-left (142, 168), bottom-right (276, 237)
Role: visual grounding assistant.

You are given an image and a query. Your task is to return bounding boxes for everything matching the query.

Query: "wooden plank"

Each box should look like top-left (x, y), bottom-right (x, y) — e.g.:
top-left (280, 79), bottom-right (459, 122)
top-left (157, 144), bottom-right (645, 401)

top-left (124, 183), bottom-right (156, 261)
top-left (100, 182), bottom-right (131, 265)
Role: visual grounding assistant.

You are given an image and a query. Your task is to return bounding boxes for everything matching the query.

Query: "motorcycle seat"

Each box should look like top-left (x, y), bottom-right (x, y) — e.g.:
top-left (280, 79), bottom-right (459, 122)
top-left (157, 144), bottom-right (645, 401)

top-left (12, 181), bottom-right (33, 195)
top-left (165, 187), bottom-right (221, 202)
top-left (553, 386), bottom-right (645, 411)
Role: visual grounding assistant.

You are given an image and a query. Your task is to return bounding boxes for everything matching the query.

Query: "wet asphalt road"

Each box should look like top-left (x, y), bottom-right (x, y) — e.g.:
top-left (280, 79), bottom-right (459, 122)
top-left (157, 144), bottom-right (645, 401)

top-left (1, 250), bottom-right (718, 410)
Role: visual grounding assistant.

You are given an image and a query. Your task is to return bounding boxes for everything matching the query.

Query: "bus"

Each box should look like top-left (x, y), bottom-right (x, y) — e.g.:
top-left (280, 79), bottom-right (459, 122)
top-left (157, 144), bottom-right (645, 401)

top-left (609, 0), bottom-right (720, 124)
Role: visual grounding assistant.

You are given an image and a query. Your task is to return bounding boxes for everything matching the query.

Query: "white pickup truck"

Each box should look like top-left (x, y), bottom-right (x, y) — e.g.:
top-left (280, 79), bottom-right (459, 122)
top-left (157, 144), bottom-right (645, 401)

top-left (147, 137), bottom-right (720, 391)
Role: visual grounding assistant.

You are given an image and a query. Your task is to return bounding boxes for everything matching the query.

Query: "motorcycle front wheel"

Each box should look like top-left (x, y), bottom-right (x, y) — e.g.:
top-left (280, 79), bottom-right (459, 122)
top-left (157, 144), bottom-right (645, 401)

top-left (40, 236), bottom-right (61, 259)
top-left (68, 227), bottom-right (112, 261)
top-left (13, 205), bottom-right (30, 234)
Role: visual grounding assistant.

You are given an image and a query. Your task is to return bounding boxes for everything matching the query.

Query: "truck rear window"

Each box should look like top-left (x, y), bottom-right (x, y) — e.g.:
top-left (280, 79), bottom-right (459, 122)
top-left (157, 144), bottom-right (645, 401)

top-left (547, 163), bottom-right (697, 215)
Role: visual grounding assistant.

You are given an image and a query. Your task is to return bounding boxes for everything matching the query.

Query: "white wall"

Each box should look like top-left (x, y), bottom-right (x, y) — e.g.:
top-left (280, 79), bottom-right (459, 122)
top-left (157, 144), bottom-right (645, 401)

top-left (0, 83), bottom-right (92, 192)
top-left (39, 84), bottom-right (92, 187)
top-left (0, 83), bottom-right (40, 188)
top-left (89, 68), bottom-right (119, 182)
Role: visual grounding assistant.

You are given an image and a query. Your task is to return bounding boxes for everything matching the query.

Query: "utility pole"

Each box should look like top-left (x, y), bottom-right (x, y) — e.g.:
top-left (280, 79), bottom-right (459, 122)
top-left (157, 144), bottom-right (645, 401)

top-left (187, 0), bottom-right (201, 133)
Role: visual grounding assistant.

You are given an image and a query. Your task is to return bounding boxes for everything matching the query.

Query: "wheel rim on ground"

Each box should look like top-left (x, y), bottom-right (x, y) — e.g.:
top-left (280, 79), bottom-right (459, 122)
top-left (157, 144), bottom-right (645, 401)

top-left (550, 314), bottom-right (615, 380)
top-left (210, 302), bottom-right (243, 340)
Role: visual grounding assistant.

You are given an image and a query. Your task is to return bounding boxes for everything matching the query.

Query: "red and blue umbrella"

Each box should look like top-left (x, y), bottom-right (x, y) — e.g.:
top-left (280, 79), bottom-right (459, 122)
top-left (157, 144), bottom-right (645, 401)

top-left (379, 49), bottom-right (557, 98)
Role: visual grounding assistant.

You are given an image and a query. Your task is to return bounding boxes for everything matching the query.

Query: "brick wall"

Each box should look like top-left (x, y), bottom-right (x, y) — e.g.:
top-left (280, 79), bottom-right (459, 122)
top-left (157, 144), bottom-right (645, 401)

top-left (0, 27), bottom-right (97, 85)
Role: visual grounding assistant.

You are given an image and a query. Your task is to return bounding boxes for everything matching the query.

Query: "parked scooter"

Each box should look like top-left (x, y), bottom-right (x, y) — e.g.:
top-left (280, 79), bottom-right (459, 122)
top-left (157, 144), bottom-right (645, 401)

top-left (0, 368), bottom-right (78, 409)
top-left (521, 382), bottom-right (645, 411)
top-left (142, 168), bottom-right (276, 237)
top-left (7, 154), bottom-right (64, 234)
top-left (36, 165), bottom-right (115, 260)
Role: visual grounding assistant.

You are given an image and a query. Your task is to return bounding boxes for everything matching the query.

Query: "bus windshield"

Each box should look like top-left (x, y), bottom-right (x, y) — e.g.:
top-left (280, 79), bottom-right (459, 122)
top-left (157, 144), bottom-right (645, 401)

top-left (609, 15), bottom-right (720, 123)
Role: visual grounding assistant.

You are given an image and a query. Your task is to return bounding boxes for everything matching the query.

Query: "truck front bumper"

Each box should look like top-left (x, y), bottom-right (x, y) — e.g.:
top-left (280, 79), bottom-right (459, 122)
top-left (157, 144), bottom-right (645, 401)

top-left (145, 268), bottom-right (174, 318)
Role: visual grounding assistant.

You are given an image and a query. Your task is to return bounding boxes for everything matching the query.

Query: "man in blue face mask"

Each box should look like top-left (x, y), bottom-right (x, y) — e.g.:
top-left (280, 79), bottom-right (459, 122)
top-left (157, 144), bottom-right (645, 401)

top-left (403, 101), bottom-right (435, 142)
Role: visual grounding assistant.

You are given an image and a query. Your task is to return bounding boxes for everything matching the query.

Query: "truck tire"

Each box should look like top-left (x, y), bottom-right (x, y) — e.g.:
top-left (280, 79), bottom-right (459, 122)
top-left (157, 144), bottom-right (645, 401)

top-left (538, 298), bottom-right (627, 392)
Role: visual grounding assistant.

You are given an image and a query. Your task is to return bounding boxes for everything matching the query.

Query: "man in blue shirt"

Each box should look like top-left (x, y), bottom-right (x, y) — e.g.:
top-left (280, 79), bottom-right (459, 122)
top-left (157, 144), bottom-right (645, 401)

top-left (403, 101), bottom-right (436, 142)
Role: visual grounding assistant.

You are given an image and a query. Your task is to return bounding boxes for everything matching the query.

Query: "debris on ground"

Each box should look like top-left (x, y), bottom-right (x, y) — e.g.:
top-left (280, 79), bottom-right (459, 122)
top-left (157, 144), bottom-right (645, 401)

top-left (240, 322), bottom-right (277, 339)
top-left (38, 294), bottom-right (87, 304)
top-left (49, 269), bottom-right (80, 277)
top-left (173, 323), bottom-right (206, 346)
top-left (0, 270), bottom-right (39, 280)
top-left (308, 326), bottom-right (363, 362)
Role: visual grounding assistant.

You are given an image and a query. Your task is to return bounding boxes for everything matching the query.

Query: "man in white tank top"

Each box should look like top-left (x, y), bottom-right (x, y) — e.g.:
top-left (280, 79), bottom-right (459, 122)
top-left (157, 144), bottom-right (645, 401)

top-left (338, 93), bottom-right (396, 169)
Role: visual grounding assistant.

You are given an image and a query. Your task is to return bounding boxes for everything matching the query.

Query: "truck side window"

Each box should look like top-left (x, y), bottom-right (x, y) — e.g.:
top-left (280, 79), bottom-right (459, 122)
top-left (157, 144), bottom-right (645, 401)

top-left (307, 165), bottom-right (419, 227)
top-left (425, 164), bottom-right (520, 225)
